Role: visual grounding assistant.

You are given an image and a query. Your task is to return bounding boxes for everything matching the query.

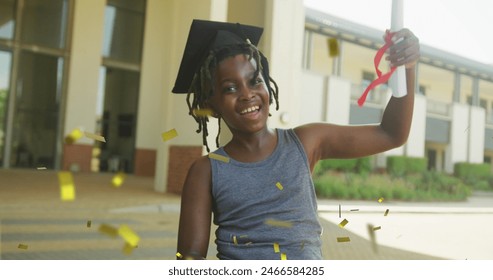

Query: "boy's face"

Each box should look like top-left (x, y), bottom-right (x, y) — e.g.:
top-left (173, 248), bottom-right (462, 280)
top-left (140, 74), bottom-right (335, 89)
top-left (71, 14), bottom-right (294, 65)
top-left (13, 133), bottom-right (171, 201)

top-left (207, 54), bottom-right (270, 134)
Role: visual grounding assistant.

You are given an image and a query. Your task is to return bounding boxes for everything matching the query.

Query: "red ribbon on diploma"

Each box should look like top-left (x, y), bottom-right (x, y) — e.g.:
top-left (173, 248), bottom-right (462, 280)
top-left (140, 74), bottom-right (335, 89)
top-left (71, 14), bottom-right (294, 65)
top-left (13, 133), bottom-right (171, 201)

top-left (357, 30), bottom-right (396, 107)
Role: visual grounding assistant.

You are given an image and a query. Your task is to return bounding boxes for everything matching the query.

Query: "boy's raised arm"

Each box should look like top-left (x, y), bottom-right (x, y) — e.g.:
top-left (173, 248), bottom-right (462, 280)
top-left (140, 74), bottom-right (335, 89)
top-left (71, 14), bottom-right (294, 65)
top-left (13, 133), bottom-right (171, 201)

top-left (294, 28), bottom-right (420, 167)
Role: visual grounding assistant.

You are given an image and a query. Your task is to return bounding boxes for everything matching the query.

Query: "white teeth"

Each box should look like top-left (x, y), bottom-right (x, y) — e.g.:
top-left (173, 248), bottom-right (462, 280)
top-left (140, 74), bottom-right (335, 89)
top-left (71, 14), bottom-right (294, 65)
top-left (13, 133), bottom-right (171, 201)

top-left (240, 106), bottom-right (259, 114)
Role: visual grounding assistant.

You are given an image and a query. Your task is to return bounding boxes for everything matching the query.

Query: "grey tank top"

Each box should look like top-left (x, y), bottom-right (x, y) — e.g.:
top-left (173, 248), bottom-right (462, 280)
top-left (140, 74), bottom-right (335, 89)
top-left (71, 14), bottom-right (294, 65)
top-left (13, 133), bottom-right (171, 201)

top-left (210, 128), bottom-right (322, 260)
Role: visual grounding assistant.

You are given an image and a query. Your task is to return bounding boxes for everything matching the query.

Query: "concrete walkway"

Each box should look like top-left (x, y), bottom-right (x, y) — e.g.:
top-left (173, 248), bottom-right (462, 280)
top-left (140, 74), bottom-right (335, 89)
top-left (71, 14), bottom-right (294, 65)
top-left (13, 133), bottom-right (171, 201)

top-left (1, 169), bottom-right (490, 260)
top-left (317, 194), bottom-right (493, 260)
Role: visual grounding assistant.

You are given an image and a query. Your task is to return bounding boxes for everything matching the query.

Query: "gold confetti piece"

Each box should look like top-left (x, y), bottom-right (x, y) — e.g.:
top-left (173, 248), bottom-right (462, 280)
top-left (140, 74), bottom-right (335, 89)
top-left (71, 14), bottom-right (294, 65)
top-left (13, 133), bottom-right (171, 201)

top-left (122, 242), bottom-right (137, 255)
top-left (264, 219), bottom-right (292, 228)
top-left (98, 224), bottom-right (119, 238)
top-left (384, 209), bottom-right (389, 216)
top-left (327, 38), bottom-right (340, 57)
top-left (373, 226), bottom-right (381, 231)
top-left (338, 218), bottom-right (349, 228)
top-left (84, 131), bottom-right (106, 142)
top-left (378, 197), bottom-right (384, 203)
top-left (193, 108), bottom-right (214, 117)
top-left (233, 235), bottom-right (238, 245)
top-left (36, 167), bottom-right (47, 170)
top-left (273, 242), bottom-right (280, 253)
top-left (118, 224), bottom-right (140, 247)
top-left (276, 182), bottom-right (284, 190)
top-left (58, 171), bottom-right (75, 201)
top-left (245, 242), bottom-right (253, 246)
top-left (176, 252), bottom-right (183, 259)
top-left (161, 129), bottom-right (178, 142)
top-left (111, 172), bottom-right (125, 188)
top-left (86, 220), bottom-right (92, 228)
top-left (300, 241), bottom-right (305, 251)
top-left (337, 237), bottom-right (350, 242)
top-left (208, 153), bottom-right (230, 163)
top-left (65, 128), bottom-right (83, 144)
top-left (18, 244), bottom-right (28, 250)
top-left (350, 209), bottom-right (359, 211)
top-left (280, 253), bottom-right (287, 260)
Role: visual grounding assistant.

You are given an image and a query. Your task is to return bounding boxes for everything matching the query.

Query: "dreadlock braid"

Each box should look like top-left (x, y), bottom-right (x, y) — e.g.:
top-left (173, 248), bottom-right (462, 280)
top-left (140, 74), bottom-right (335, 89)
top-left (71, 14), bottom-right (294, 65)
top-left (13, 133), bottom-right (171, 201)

top-left (186, 44), bottom-right (280, 152)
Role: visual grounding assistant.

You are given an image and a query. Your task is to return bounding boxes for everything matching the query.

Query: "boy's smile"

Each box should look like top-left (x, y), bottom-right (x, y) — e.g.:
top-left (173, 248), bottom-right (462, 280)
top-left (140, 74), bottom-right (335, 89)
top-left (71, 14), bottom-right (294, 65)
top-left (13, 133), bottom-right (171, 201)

top-left (209, 54), bottom-right (270, 134)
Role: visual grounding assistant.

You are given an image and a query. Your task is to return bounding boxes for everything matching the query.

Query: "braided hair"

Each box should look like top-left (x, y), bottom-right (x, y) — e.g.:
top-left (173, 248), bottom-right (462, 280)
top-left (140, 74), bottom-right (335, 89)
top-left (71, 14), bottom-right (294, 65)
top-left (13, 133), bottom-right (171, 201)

top-left (186, 43), bottom-right (279, 152)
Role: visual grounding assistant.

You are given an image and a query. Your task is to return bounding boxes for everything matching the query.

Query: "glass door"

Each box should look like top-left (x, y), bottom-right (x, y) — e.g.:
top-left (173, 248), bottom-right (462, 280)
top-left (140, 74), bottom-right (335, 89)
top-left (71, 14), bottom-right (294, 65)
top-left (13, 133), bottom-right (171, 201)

top-left (9, 52), bottom-right (63, 168)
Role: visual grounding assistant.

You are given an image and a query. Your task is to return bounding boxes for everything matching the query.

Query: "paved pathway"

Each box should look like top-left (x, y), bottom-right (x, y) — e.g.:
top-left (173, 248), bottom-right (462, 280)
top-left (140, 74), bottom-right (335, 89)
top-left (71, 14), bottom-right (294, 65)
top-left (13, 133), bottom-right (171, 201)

top-left (3, 169), bottom-right (490, 260)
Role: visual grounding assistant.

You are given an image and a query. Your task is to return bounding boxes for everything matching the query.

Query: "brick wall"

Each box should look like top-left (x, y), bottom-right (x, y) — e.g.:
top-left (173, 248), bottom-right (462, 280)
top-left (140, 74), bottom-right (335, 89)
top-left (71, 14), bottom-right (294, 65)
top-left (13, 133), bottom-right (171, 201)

top-left (62, 144), bottom-right (92, 172)
top-left (134, 148), bottom-right (157, 177)
top-left (167, 145), bottom-right (203, 194)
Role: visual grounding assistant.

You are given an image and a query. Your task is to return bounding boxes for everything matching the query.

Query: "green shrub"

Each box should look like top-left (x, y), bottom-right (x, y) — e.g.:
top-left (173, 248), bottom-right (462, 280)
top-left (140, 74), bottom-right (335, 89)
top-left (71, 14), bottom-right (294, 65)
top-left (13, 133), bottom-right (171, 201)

top-left (454, 162), bottom-right (491, 184)
top-left (387, 156), bottom-right (407, 176)
top-left (314, 173), bottom-right (348, 199)
top-left (315, 157), bottom-right (372, 175)
top-left (314, 170), bottom-right (471, 202)
top-left (387, 156), bottom-right (427, 177)
top-left (473, 180), bottom-right (490, 191)
top-left (356, 157), bottom-right (372, 173)
top-left (313, 161), bottom-right (323, 177)
top-left (320, 158), bottom-right (357, 172)
top-left (406, 157), bottom-right (427, 174)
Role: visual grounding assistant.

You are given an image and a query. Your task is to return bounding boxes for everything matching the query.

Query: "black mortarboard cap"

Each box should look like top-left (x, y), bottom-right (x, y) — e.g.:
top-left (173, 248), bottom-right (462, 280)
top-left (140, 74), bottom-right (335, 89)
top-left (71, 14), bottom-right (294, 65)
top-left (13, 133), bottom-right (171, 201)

top-left (172, 19), bottom-right (264, 94)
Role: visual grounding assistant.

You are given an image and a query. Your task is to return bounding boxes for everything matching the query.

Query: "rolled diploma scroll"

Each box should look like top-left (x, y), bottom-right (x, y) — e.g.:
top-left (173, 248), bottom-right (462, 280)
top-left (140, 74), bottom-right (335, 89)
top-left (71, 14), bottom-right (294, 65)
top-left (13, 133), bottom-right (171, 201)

top-left (389, 0), bottom-right (407, 97)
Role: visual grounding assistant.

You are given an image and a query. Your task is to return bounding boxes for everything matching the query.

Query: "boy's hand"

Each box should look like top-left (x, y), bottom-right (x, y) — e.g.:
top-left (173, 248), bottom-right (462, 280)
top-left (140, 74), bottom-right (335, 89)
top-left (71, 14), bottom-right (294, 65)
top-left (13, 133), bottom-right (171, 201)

top-left (385, 28), bottom-right (420, 69)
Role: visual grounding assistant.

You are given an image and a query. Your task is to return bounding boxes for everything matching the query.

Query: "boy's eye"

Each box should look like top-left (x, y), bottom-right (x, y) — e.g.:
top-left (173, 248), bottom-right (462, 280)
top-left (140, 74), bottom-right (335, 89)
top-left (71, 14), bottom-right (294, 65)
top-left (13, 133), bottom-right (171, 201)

top-left (252, 77), bottom-right (264, 86)
top-left (223, 85), bottom-right (237, 93)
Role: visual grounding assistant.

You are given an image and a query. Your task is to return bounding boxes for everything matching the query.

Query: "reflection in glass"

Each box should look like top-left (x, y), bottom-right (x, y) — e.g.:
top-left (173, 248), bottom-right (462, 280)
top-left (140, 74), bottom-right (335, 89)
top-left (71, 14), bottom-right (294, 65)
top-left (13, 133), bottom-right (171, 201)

top-left (98, 67), bottom-right (139, 173)
top-left (10, 51), bottom-right (63, 168)
top-left (21, 0), bottom-right (69, 49)
top-left (102, 0), bottom-right (146, 64)
top-left (0, 51), bottom-right (12, 163)
top-left (0, 0), bottom-right (15, 40)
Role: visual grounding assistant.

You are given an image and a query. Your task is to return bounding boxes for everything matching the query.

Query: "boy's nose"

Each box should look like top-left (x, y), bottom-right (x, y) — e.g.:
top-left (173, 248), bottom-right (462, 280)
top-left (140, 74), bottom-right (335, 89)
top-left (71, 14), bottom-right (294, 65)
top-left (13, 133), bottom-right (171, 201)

top-left (239, 87), bottom-right (255, 101)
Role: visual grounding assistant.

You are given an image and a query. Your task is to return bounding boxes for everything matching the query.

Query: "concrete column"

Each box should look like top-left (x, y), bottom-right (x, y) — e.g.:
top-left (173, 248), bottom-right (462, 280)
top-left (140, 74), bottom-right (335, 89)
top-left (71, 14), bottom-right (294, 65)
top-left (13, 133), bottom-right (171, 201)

top-left (468, 106), bottom-right (485, 163)
top-left (63, 0), bottom-right (106, 171)
top-left (445, 103), bottom-right (469, 173)
top-left (154, 0), bottom-right (228, 192)
top-left (472, 77), bottom-right (480, 106)
top-left (335, 40), bottom-right (342, 76)
top-left (453, 71), bottom-right (461, 103)
top-left (405, 94), bottom-right (426, 157)
top-left (133, 0), bottom-right (170, 177)
top-left (325, 75), bottom-right (350, 125)
top-left (299, 71), bottom-right (325, 125)
top-left (263, 0), bottom-right (305, 128)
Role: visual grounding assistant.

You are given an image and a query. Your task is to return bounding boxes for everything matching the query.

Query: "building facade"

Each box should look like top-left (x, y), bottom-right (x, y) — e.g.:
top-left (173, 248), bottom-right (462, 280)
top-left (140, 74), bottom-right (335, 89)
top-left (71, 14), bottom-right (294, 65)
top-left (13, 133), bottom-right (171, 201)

top-left (0, 0), bottom-right (491, 193)
top-left (303, 8), bottom-right (493, 173)
top-left (0, 0), bottom-right (304, 193)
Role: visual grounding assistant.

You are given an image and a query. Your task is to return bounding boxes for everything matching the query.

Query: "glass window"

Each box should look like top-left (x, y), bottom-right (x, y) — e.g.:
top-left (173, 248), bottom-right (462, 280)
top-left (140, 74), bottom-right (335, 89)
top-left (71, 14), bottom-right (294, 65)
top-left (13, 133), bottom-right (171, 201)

top-left (308, 32), bottom-right (334, 75)
top-left (0, 0), bottom-right (16, 40)
top-left (10, 51), bottom-right (62, 168)
top-left (98, 67), bottom-right (139, 173)
top-left (102, 0), bottom-right (146, 64)
top-left (20, 0), bottom-right (69, 49)
top-left (0, 50), bottom-right (12, 163)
